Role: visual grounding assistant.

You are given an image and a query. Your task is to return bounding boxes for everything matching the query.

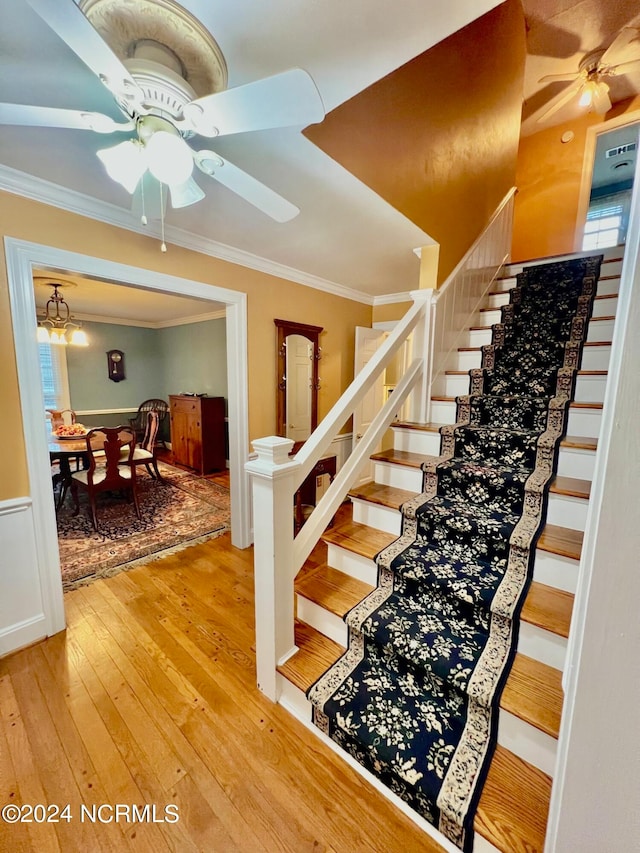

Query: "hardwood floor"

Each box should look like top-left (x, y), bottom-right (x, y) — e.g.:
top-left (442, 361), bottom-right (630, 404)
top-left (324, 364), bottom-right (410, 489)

top-left (0, 523), bottom-right (441, 853)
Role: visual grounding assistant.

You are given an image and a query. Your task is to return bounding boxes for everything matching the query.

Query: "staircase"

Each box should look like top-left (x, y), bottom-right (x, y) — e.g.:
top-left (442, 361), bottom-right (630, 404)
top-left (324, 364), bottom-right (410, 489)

top-left (276, 247), bottom-right (622, 853)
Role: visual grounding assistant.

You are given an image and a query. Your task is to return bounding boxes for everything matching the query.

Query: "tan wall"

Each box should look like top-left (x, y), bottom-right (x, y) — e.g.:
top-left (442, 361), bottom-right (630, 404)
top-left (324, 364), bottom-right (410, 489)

top-left (512, 95), bottom-right (640, 262)
top-left (305, 0), bottom-right (526, 285)
top-left (372, 301), bottom-right (413, 325)
top-left (0, 192), bottom-right (372, 501)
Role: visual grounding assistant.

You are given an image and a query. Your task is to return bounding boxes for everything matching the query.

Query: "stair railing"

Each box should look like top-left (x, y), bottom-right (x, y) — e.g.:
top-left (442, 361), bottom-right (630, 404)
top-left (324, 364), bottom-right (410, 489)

top-left (425, 187), bottom-right (516, 421)
top-left (246, 187), bottom-right (516, 700)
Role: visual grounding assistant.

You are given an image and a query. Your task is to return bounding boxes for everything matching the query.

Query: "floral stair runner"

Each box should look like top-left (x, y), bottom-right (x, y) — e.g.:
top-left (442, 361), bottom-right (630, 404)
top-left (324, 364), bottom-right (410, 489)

top-left (307, 255), bottom-right (602, 851)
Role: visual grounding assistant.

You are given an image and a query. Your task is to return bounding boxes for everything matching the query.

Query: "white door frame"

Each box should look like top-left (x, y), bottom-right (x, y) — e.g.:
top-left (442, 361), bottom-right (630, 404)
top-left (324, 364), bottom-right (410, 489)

top-left (574, 108), bottom-right (640, 251)
top-left (5, 236), bottom-right (251, 639)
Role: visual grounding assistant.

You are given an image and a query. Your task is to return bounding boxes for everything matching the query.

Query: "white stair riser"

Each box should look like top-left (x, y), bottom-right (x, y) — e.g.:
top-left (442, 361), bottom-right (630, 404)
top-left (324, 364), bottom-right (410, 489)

top-left (296, 595), bottom-right (559, 777)
top-left (373, 460), bottom-right (422, 492)
top-left (486, 292), bottom-right (511, 308)
top-left (498, 710), bottom-right (557, 778)
top-left (479, 309), bottom-right (502, 325)
top-left (325, 543), bottom-right (378, 586)
top-left (567, 406), bottom-right (601, 438)
top-left (355, 489), bottom-right (588, 534)
top-left (430, 400), bottom-right (456, 423)
top-left (596, 276), bottom-right (620, 296)
top-left (519, 621), bottom-right (567, 671)
top-left (492, 277), bottom-right (517, 293)
top-left (297, 595), bottom-right (347, 647)
top-left (392, 427), bottom-right (596, 481)
top-left (556, 446), bottom-right (595, 481)
top-left (592, 296), bottom-right (618, 317)
top-left (392, 427), bottom-right (441, 456)
top-left (580, 345), bottom-right (611, 370)
top-left (535, 551), bottom-right (579, 594)
top-left (436, 372), bottom-right (606, 404)
top-left (466, 328), bottom-right (492, 347)
top-left (587, 317), bottom-right (615, 341)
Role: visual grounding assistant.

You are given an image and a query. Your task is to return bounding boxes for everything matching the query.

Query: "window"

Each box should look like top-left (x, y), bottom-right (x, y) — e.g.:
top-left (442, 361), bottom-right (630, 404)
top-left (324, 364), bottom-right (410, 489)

top-left (38, 342), bottom-right (70, 411)
top-left (582, 192), bottom-right (632, 251)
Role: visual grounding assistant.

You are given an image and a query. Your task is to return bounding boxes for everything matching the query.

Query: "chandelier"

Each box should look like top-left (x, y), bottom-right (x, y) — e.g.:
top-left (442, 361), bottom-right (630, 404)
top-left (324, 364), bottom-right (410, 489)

top-left (37, 284), bottom-right (89, 347)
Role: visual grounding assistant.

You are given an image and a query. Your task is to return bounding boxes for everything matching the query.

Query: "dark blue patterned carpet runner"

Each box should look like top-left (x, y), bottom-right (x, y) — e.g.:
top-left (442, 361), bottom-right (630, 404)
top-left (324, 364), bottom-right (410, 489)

top-left (308, 256), bottom-right (601, 850)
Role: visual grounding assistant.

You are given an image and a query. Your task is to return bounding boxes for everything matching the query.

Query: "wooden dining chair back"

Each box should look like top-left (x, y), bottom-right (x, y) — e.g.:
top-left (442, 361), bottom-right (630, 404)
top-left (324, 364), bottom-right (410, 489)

top-left (129, 398), bottom-right (169, 445)
top-left (71, 426), bottom-right (141, 530)
top-left (120, 410), bottom-right (163, 481)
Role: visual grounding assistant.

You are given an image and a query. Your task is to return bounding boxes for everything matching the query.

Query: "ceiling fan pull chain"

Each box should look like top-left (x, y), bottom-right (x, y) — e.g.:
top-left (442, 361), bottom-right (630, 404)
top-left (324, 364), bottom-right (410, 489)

top-left (140, 177), bottom-right (147, 226)
top-left (160, 183), bottom-right (167, 253)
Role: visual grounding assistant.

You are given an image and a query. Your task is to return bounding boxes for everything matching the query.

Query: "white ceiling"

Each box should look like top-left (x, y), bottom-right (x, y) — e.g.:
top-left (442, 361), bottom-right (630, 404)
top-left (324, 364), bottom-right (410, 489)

top-left (0, 0), bottom-right (502, 307)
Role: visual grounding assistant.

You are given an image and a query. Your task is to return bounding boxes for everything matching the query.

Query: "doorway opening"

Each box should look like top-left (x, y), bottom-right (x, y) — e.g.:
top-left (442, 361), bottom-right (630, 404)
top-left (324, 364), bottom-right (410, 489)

top-left (6, 237), bottom-right (250, 642)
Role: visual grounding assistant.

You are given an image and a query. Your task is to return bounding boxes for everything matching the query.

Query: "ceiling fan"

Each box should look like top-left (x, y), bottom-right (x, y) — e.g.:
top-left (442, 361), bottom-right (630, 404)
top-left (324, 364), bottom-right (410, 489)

top-left (0, 0), bottom-right (326, 231)
top-left (537, 27), bottom-right (640, 124)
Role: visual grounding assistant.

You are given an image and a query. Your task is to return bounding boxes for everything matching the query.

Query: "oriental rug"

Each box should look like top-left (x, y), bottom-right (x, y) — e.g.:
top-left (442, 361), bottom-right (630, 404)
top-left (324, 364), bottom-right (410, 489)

top-left (308, 255), bottom-right (601, 850)
top-left (56, 462), bottom-right (230, 590)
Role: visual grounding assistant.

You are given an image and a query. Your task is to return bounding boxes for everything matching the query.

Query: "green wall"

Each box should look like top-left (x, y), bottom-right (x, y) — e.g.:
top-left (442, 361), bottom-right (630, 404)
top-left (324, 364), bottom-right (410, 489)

top-left (66, 318), bottom-right (227, 432)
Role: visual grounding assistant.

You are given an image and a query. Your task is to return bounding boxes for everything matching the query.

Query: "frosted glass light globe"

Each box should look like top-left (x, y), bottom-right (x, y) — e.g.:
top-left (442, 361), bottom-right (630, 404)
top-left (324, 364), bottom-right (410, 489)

top-left (146, 131), bottom-right (193, 186)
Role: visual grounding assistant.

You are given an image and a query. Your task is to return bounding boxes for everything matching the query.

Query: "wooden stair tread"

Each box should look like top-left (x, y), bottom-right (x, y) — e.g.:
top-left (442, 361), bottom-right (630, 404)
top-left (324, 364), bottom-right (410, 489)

top-left (370, 448), bottom-right (434, 469)
top-left (282, 623), bottom-right (552, 852)
top-left (392, 421), bottom-right (447, 432)
top-left (521, 582), bottom-right (573, 638)
top-left (594, 292), bottom-right (618, 299)
top-left (276, 620), bottom-right (343, 692)
top-left (444, 369), bottom-right (605, 377)
top-left (538, 524), bottom-right (583, 560)
top-left (296, 562), bottom-right (373, 618)
top-left (561, 435), bottom-right (597, 451)
top-left (500, 654), bottom-right (563, 739)
top-left (349, 481), bottom-right (415, 509)
top-left (431, 395), bottom-right (602, 410)
top-left (590, 314), bottom-right (616, 321)
top-left (550, 475), bottom-right (591, 500)
top-left (475, 746), bottom-right (551, 853)
top-left (322, 520), bottom-right (395, 560)
top-left (583, 340), bottom-right (612, 346)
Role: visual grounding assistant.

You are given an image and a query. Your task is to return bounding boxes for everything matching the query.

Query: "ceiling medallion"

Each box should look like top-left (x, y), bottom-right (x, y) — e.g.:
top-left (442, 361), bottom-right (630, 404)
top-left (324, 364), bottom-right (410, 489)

top-left (78, 0), bottom-right (228, 103)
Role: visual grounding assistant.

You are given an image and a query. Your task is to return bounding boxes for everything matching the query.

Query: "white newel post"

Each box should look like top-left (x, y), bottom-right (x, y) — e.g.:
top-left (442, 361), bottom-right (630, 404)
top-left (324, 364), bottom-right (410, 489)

top-left (245, 436), bottom-right (299, 701)
top-left (408, 289), bottom-right (434, 424)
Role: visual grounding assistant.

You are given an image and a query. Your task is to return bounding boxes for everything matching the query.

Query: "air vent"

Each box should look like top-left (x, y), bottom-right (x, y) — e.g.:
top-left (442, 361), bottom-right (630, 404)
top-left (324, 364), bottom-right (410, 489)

top-left (605, 142), bottom-right (637, 159)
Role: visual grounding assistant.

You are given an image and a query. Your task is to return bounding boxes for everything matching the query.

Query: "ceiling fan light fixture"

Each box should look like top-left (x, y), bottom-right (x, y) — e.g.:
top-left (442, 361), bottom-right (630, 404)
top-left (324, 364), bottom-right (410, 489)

top-left (97, 139), bottom-right (146, 193)
top-left (579, 80), bottom-right (597, 108)
top-left (169, 177), bottom-right (205, 209)
top-left (145, 131), bottom-right (193, 186)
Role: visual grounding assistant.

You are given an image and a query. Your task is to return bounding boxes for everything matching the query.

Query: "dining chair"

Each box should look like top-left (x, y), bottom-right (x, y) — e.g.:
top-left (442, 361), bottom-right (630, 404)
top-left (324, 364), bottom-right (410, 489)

top-left (70, 426), bottom-right (141, 531)
top-left (129, 398), bottom-right (169, 446)
top-left (119, 410), bottom-right (164, 481)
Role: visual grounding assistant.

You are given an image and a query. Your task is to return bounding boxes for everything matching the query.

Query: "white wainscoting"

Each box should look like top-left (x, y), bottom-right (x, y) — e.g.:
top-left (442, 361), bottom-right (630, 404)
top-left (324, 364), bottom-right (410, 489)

top-left (0, 497), bottom-right (48, 657)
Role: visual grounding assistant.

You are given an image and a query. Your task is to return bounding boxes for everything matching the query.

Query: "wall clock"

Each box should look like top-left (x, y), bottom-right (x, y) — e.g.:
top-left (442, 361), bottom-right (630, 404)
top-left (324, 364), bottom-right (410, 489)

top-left (107, 349), bottom-right (126, 382)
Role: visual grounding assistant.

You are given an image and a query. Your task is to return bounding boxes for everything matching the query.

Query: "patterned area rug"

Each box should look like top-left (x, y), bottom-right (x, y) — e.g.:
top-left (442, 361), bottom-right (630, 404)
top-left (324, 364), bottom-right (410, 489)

top-left (57, 462), bottom-right (230, 590)
top-left (308, 256), bottom-right (601, 850)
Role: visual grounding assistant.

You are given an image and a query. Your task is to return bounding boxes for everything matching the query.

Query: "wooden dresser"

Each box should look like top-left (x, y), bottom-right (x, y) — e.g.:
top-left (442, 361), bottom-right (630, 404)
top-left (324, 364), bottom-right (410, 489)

top-left (169, 395), bottom-right (226, 475)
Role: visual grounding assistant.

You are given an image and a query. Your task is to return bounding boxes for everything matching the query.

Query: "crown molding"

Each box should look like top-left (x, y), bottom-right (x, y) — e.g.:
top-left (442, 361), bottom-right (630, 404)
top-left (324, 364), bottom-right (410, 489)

top-left (373, 290), bottom-right (412, 306)
top-left (74, 308), bottom-right (226, 328)
top-left (0, 164), bottom-right (374, 305)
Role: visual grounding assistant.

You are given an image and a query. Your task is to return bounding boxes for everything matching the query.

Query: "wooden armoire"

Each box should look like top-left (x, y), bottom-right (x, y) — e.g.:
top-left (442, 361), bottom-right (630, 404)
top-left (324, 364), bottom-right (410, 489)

top-left (169, 395), bottom-right (225, 474)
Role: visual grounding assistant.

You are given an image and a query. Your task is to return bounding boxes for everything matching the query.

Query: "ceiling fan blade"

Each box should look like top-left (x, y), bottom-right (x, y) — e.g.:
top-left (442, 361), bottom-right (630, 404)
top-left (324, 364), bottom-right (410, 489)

top-left (24, 0), bottom-right (144, 108)
top-left (538, 71), bottom-right (581, 83)
top-left (0, 103), bottom-right (134, 132)
top-left (194, 150), bottom-right (299, 222)
top-left (536, 78), bottom-right (585, 123)
top-left (600, 27), bottom-right (640, 67)
top-left (181, 68), bottom-right (325, 138)
top-left (592, 83), bottom-right (612, 115)
top-left (169, 177), bottom-right (205, 209)
top-left (609, 58), bottom-right (640, 76)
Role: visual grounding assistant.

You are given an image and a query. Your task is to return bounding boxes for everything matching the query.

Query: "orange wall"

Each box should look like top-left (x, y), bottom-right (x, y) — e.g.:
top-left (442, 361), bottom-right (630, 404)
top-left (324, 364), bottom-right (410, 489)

top-left (0, 192), bottom-right (372, 501)
top-left (305, 0), bottom-right (526, 285)
top-left (512, 95), bottom-right (640, 262)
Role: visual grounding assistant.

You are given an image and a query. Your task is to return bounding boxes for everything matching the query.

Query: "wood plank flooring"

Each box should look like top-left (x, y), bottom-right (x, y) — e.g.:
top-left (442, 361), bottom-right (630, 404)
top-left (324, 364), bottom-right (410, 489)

top-left (0, 532), bottom-right (441, 853)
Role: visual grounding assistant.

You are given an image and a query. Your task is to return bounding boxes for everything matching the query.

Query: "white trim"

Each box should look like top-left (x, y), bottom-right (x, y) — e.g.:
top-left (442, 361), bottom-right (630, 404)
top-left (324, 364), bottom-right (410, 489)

top-left (0, 164), bottom-right (373, 306)
top-left (74, 407), bottom-right (138, 416)
top-left (74, 309), bottom-right (227, 328)
top-left (373, 290), bottom-right (412, 306)
top-left (5, 236), bottom-right (252, 647)
top-left (574, 110), bottom-right (640, 252)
